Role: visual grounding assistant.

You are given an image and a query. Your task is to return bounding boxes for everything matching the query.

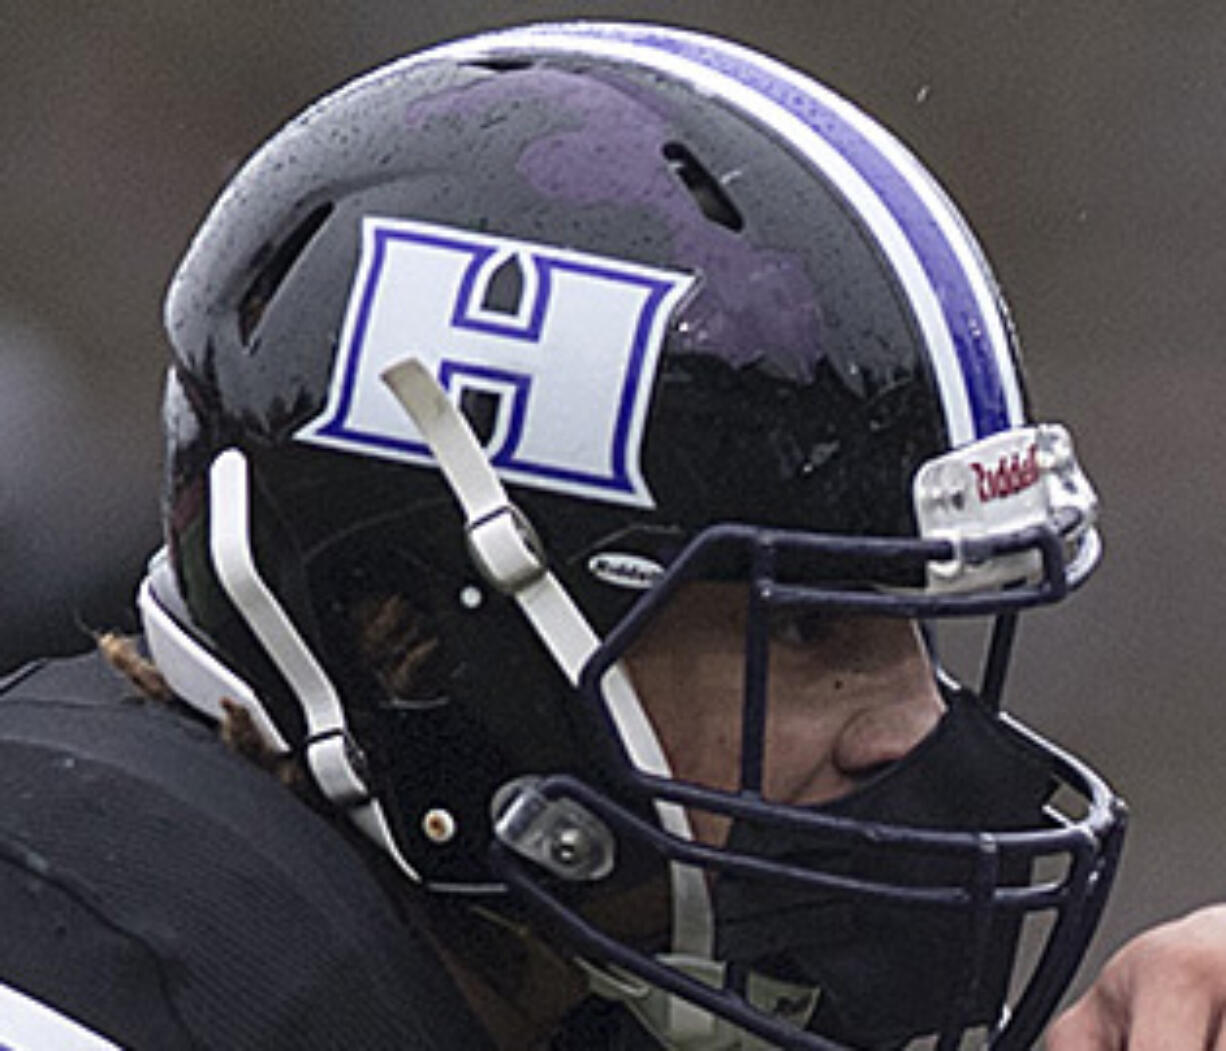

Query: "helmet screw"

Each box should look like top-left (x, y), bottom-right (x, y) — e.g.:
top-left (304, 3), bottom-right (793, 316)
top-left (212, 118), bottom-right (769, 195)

top-left (550, 826), bottom-right (586, 868)
top-left (422, 808), bottom-right (457, 844)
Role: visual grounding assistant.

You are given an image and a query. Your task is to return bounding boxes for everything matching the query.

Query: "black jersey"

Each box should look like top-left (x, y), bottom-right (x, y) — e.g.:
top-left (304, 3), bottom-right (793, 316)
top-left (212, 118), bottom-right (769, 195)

top-left (0, 650), bottom-right (494, 1050)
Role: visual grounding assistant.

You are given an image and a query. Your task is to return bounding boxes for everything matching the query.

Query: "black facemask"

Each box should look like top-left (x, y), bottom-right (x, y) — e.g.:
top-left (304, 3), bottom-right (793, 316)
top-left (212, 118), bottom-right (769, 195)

top-left (715, 693), bottom-right (1058, 1049)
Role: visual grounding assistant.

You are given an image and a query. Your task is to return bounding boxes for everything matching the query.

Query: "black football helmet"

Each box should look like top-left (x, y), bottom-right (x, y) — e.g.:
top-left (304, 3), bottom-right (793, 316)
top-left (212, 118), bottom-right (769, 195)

top-left (142, 22), bottom-right (1125, 1050)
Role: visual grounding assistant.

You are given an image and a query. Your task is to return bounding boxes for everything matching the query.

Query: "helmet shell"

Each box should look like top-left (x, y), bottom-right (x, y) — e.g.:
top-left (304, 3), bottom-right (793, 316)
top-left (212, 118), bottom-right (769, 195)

top-left (162, 23), bottom-right (1029, 882)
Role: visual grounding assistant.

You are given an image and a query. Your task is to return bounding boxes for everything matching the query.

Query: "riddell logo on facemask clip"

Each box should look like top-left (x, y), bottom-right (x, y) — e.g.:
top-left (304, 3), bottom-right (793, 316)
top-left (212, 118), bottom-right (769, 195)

top-left (971, 443), bottom-right (1039, 502)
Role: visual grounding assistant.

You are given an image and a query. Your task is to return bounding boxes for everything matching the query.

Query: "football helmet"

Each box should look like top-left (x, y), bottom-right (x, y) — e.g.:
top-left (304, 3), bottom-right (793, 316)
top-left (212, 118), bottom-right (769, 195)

top-left (142, 22), bottom-right (1125, 1050)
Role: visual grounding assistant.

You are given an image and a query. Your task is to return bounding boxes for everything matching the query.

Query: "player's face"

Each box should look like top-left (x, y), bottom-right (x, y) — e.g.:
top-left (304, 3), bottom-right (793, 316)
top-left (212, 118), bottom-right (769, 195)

top-left (624, 582), bottom-right (945, 846)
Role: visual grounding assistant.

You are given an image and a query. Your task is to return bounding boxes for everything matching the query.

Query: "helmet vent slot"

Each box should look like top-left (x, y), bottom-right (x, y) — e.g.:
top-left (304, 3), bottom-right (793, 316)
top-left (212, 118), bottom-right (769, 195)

top-left (465, 58), bottom-right (535, 74)
top-left (662, 141), bottom-right (743, 232)
top-left (238, 202), bottom-right (334, 346)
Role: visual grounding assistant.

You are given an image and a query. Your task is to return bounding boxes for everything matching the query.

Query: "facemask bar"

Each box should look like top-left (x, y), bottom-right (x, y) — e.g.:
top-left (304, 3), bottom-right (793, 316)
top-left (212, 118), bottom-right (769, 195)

top-left (595, 509), bottom-right (1091, 720)
top-left (489, 519), bottom-right (1123, 1050)
top-left (493, 756), bottom-right (1125, 1050)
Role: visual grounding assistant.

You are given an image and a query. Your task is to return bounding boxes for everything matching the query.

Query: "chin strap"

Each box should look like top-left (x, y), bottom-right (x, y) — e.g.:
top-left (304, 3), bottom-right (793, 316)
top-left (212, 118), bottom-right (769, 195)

top-left (202, 447), bottom-right (421, 882)
top-left (380, 358), bottom-right (718, 1040)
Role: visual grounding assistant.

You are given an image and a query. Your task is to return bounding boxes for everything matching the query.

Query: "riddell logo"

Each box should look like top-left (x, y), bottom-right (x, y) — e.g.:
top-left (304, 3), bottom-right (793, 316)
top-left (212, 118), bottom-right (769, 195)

top-left (587, 552), bottom-right (664, 590)
top-left (971, 443), bottom-right (1039, 502)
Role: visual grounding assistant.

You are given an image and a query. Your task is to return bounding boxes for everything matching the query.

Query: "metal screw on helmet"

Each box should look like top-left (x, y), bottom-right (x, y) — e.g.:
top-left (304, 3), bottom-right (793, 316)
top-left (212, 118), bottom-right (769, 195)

top-left (550, 825), bottom-right (592, 870)
top-left (422, 808), bottom-right (458, 845)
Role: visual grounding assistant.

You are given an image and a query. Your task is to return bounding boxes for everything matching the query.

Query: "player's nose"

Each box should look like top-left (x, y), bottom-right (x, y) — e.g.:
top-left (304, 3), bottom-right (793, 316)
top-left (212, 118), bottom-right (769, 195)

top-left (831, 691), bottom-right (944, 778)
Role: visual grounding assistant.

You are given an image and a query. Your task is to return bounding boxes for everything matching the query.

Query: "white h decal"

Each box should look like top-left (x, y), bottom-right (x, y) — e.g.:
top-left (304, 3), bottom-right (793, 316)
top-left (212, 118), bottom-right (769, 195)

top-left (297, 217), bottom-right (694, 508)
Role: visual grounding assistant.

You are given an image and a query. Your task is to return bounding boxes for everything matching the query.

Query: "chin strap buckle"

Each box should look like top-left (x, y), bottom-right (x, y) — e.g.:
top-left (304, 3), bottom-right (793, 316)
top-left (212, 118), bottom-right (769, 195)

top-left (303, 728), bottom-right (372, 809)
top-left (466, 504), bottom-right (548, 594)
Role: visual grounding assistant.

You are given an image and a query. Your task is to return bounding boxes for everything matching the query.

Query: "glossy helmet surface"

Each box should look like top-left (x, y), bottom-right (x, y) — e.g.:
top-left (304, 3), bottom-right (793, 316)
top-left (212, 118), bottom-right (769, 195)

top-left (146, 22), bottom-right (1124, 1050)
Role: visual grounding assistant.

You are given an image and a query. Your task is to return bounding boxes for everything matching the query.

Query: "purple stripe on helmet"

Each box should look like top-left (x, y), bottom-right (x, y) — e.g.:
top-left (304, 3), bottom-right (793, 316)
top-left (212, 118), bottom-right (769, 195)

top-left (526, 23), bottom-right (1016, 438)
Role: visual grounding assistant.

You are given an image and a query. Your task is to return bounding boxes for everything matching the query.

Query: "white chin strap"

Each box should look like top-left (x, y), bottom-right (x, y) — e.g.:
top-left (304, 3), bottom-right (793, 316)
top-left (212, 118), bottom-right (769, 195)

top-left (201, 447), bottom-right (420, 881)
top-left (381, 358), bottom-right (720, 1045)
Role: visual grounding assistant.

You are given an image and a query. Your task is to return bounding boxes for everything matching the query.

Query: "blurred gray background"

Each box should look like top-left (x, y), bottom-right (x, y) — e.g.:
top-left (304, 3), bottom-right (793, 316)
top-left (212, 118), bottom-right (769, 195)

top-left (3, 0), bottom-right (1223, 1024)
